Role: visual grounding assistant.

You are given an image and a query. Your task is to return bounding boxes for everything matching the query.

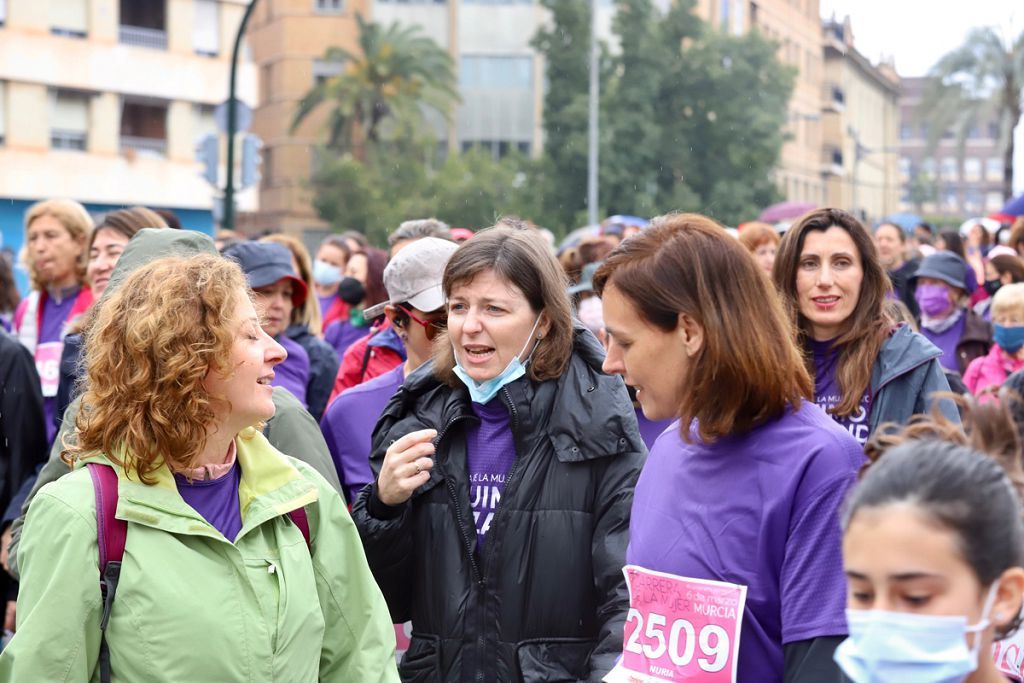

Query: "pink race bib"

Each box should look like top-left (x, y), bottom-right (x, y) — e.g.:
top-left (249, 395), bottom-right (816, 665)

top-left (605, 566), bottom-right (747, 683)
top-left (994, 626), bottom-right (1024, 681)
top-left (395, 622), bottom-right (411, 663)
top-left (35, 341), bottom-right (63, 398)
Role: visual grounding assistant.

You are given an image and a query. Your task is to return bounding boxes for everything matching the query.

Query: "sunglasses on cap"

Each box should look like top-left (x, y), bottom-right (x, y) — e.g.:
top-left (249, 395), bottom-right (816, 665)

top-left (397, 305), bottom-right (448, 341)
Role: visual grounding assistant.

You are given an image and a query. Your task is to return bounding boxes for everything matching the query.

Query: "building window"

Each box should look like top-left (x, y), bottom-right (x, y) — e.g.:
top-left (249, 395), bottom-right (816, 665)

top-left (260, 64), bottom-right (273, 106)
top-left (193, 103), bottom-right (216, 139)
top-left (963, 157), bottom-right (981, 182)
top-left (964, 188), bottom-right (982, 213)
top-left (193, 0), bottom-right (220, 56)
top-left (463, 0), bottom-right (531, 4)
top-left (940, 157), bottom-right (958, 181)
top-left (899, 124), bottom-right (913, 140)
top-left (460, 56), bottom-right (533, 89)
top-left (262, 146), bottom-right (273, 187)
top-left (987, 191), bottom-right (1004, 211)
top-left (941, 187), bottom-right (958, 211)
top-left (378, 0), bottom-right (446, 3)
top-left (51, 0), bottom-right (88, 38)
top-left (50, 90), bottom-right (90, 151)
top-left (313, 59), bottom-right (344, 86)
top-left (314, 0), bottom-right (343, 13)
top-left (120, 99), bottom-right (167, 157)
top-left (460, 140), bottom-right (529, 160)
top-left (988, 122), bottom-right (999, 139)
top-left (986, 157), bottom-right (1003, 181)
top-left (899, 156), bottom-right (911, 177)
top-left (120, 0), bottom-right (167, 49)
top-left (0, 82), bottom-right (6, 146)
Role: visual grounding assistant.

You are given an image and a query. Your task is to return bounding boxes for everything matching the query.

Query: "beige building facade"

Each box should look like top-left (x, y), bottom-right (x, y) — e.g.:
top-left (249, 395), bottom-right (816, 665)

top-left (0, 0), bottom-right (257, 255)
top-left (820, 17), bottom-right (899, 223)
top-left (244, 0), bottom-right (368, 238)
top-left (696, 0), bottom-right (827, 207)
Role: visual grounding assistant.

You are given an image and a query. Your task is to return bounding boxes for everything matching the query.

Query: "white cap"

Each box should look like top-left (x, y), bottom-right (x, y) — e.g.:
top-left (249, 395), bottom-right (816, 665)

top-left (364, 237), bottom-right (459, 319)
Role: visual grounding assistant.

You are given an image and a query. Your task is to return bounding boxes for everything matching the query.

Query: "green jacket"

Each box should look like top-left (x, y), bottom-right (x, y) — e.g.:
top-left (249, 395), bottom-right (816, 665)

top-left (7, 385), bottom-right (342, 579)
top-left (0, 428), bottom-right (398, 682)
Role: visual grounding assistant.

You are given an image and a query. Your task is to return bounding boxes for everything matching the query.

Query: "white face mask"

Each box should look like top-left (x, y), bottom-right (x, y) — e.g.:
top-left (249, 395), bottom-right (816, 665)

top-left (834, 581), bottom-right (1000, 683)
top-left (452, 315), bottom-right (542, 404)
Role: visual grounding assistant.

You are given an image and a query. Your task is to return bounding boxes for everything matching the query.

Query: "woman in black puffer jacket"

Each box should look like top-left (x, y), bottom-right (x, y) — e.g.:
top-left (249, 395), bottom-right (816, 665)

top-left (352, 224), bottom-right (646, 683)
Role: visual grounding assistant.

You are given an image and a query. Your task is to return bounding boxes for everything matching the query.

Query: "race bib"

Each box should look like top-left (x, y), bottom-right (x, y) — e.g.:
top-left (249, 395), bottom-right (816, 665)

top-left (994, 623), bottom-right (1024, 681)
top-left (605, 566), bottom-right (747, 683)
top-left (35, 341), bottom-right (63, 398)
top-left (395, 622), bottom-right (412, 663)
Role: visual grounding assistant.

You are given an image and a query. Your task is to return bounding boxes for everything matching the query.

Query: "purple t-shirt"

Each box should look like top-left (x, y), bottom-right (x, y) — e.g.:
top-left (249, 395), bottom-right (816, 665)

top-left (811, 339), bottom-right (872, 444)
top-left (318, 293), bottom-right (338, 318)
top-left (174, 462), bottom-right (243, 541)
top-left (922, 314), bottom-right (966, 373)
top-left (466, 398), bottom-right (515, 549)
top-left (324, 319), bottom-right (370, 358)
top-left (274, 335), bottom-right (310, 407)
top-left (320, 364), bottom-right (405, 502)
top-left (626, 402), bottom-right (865, 682)
top-left (635, 407), bottom-right (673, 450)
top-left (40, 290), bottom-right (79, 443)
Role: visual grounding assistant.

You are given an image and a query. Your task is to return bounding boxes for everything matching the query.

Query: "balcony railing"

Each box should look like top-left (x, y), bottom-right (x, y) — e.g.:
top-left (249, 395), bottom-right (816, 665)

top-left (120, 136), bottom-right (167, 158)
top-left (51, 130), bottom-right (87, 151)
top-left (119, 25), bottom-right (167, 50)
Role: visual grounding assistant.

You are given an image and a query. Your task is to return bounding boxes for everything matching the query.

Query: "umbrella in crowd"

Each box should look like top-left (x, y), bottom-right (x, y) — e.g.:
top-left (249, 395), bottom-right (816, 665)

top-left (990, 193), bottom-right (1024, 224)
top-left (758, 201), bottom-right (817, 223)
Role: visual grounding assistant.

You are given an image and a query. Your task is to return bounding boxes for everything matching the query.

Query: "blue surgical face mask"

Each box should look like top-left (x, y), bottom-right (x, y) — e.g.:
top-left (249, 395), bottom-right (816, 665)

top-left (834, 582), bottom-right (999, 683)
top-left (312, 259), bottom-right (343, 287)
top-left (994, 324), bottom-right (1024, 354)
top-left (452, 315), bottom-right (542, 404)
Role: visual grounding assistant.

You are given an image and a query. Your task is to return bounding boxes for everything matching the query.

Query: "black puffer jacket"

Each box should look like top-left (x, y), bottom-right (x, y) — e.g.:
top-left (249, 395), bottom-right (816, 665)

top-left (352, 328), bottom-right (646, 683)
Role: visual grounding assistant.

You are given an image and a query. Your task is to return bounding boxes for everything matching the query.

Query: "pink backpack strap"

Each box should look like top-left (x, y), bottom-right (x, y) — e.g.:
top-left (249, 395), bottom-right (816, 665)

top-left (87, 463), bottom-right (126, 683)
top-left (288, 507), bottom-right (311, 550)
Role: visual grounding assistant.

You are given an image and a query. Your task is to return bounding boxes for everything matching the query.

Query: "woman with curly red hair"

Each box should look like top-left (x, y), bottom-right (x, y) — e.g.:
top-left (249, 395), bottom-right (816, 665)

top-left (0, 254), bottom-right (397, 681)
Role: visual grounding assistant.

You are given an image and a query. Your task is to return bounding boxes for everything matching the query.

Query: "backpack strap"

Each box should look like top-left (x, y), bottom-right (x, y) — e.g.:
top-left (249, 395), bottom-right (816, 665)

top-left (288, 507), bottom-right (311, 550)
top-left (88, 463), bottom-right (126, 683)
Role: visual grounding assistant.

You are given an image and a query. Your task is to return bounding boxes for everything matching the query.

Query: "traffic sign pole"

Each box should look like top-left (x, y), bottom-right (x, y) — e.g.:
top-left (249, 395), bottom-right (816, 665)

top-left (223, 0), bottom-right (259, 230)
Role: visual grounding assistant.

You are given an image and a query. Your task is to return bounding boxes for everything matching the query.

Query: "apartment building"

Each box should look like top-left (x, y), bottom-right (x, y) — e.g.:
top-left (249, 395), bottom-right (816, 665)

top-left (820, 17), bottom-right (899, 223)
top-left (0, 0), bottom-right (257, 292)
top-left (897, 76), bottom-right (1006, 219)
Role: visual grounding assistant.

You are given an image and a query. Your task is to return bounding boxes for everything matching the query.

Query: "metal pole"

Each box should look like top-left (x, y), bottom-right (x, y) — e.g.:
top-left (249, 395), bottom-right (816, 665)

top-left (224, 0), bottom-right (260, 230)
top-left (586, 0), bottom-right (599, 226)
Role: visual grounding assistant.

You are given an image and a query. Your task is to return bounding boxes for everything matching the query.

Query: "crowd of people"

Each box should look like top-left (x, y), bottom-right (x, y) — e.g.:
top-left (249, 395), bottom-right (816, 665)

top-left (2, 197), bottom-right (1024, 682)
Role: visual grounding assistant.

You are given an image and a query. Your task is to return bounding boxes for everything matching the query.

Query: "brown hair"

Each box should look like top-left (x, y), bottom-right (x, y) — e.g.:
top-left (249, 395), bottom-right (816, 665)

top-left (22, 198), bottom-right (92, 290)
top-left (773, 208), bottom-right (893, 419)
top-left (432, 225), bottom-right (573, 385)
top-left (737, 222), bottom-right (780, 253)
top-left (991, 254), bottom-right (1024, 284)
top-left (67, 255), bottom-right (248, 483)
top-left (261, 233), bottom-right (322, 335)
top-left (0, 254), bottom-right (19, 314)
top-left (90, 207), bottom-right (168, 250)
top-left (360, 247), bottom-right (390, 308)
top-left (594, 212), bottom-right (812, 441)
top-left (1009, 217), bottom-right (1024, 253)
top-left (866, 394), bottom-right (1024, 500)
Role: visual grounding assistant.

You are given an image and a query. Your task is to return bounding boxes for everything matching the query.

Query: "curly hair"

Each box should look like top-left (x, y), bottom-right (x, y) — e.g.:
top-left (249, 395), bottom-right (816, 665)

top-left (66, 254), bottom-right (248, 483)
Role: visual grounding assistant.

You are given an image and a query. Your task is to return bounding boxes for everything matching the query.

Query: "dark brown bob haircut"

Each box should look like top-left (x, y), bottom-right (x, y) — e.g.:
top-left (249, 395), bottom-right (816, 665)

top-left (773, 208), bottom-right (893, 419)
top-left (593, 212), bottom-right (812, 442)
top-left (433, 224), bottom-right (573, 385)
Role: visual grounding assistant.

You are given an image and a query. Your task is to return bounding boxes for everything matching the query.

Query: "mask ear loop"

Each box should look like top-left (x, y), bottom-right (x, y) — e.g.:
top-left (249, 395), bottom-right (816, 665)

top-left (966, 581), bottom-right (1002, 663)
top-left (518, 315), bottom-right (544, 366)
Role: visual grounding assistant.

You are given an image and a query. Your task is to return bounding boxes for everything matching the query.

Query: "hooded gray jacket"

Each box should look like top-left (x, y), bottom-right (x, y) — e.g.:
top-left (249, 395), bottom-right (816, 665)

top-left (868, 324), bottom-right (961, 434)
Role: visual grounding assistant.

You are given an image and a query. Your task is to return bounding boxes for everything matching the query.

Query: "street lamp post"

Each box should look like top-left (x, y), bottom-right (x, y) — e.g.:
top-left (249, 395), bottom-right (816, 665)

top-left (223, 0), bottom-right (260, 230)
top-left (586, 0), bottom-right (599, 227)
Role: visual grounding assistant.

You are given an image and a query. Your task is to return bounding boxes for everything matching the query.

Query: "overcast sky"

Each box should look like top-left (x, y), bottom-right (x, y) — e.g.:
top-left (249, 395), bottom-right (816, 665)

top-left (818, 0), bottom-right (1019, 77)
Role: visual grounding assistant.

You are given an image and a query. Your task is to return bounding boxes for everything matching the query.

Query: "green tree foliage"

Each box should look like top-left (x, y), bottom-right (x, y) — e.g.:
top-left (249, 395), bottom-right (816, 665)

top-left (291, 14), bottom-right (459, 161)
top-left (532, 0), bottom-right (598, 229)
top-left (920, 26), bottom-right (1023, 201)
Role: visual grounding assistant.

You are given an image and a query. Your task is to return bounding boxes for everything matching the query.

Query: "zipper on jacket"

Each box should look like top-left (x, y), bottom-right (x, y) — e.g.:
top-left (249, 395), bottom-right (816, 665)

top-left (436, 413), bottom-right (484, 585)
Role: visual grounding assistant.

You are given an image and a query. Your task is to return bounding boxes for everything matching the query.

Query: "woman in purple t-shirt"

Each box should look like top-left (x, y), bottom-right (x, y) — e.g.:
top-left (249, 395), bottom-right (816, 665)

top-left (596, 213), bottom-right (865, 683)
top-left (773, 208), bottom-right (959, 445)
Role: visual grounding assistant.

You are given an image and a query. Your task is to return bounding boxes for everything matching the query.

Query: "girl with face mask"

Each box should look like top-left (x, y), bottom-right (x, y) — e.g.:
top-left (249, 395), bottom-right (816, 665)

top-left (914, 251), bottom-right (993, 376)
top-left (312, 236), bottom-right (351, 330)
top-left (964, 284), bottom-right (1024, 401)
top-left (323, 248), bottom-right (389, 358)
top-left (838, 405), bottom-right (1024, 683)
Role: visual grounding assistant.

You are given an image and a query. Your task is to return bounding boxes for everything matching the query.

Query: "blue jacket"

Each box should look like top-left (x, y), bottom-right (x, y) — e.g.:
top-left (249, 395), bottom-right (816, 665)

top-left (869, 325), bottom-right (961, 434)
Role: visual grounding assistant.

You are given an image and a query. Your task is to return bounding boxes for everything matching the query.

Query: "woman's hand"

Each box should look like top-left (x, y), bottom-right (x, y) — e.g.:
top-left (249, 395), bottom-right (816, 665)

top-left (377, 429), bottom-right (437, 506)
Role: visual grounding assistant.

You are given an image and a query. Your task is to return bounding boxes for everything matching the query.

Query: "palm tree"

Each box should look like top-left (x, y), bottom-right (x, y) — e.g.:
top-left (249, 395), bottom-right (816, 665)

top-left (919, 26), bottom-right (1022, 201)
top-left (291, 14), bottom-right (459, 161)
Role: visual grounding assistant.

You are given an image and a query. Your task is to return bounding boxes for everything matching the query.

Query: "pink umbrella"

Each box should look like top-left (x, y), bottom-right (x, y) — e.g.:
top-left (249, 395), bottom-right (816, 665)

top-left (758, 201), bottom-right (817, 223)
